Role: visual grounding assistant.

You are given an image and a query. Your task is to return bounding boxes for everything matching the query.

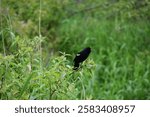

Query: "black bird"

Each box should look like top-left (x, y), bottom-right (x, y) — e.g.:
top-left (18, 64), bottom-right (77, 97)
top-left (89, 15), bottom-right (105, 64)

top-left (73, 47), bottom-right (91, 70)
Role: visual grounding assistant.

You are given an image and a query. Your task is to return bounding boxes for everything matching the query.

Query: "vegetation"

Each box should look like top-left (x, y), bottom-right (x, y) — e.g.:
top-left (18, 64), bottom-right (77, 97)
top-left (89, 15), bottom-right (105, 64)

top-left (0, 0), bottom-right (150, 99)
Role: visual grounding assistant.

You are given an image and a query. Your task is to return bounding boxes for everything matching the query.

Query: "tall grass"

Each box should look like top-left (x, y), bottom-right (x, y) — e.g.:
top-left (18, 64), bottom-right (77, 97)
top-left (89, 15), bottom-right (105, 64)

top-left (58, 16), bottom-right (150, 99)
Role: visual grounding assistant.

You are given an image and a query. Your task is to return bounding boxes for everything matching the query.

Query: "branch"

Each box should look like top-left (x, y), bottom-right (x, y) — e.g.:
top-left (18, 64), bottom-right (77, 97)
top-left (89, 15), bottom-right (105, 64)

top-left (68, 3), bottom-right (109, 17)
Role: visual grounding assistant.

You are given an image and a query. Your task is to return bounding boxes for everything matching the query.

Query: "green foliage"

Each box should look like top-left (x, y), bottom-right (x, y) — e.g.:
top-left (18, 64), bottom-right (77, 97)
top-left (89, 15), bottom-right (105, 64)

top-left (0, 0), bottom-right (150, 99)
top-left (0, 35), bottom-right (95, 99)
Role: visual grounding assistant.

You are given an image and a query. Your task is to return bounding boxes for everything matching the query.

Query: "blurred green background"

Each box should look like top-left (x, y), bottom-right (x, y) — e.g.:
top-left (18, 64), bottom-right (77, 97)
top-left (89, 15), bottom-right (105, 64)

top-left (0, 0), bottom-right (150, 99)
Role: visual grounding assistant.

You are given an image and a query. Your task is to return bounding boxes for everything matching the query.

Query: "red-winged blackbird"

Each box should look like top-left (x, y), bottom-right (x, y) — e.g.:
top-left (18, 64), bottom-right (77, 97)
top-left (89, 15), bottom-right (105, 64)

top-left (73, 47), bottom-right (91, 70)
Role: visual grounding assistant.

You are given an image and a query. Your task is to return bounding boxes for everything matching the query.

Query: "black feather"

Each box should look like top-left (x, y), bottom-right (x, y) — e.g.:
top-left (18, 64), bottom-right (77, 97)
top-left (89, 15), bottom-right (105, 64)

top-left (73, 47), bottom-right (91, 70)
